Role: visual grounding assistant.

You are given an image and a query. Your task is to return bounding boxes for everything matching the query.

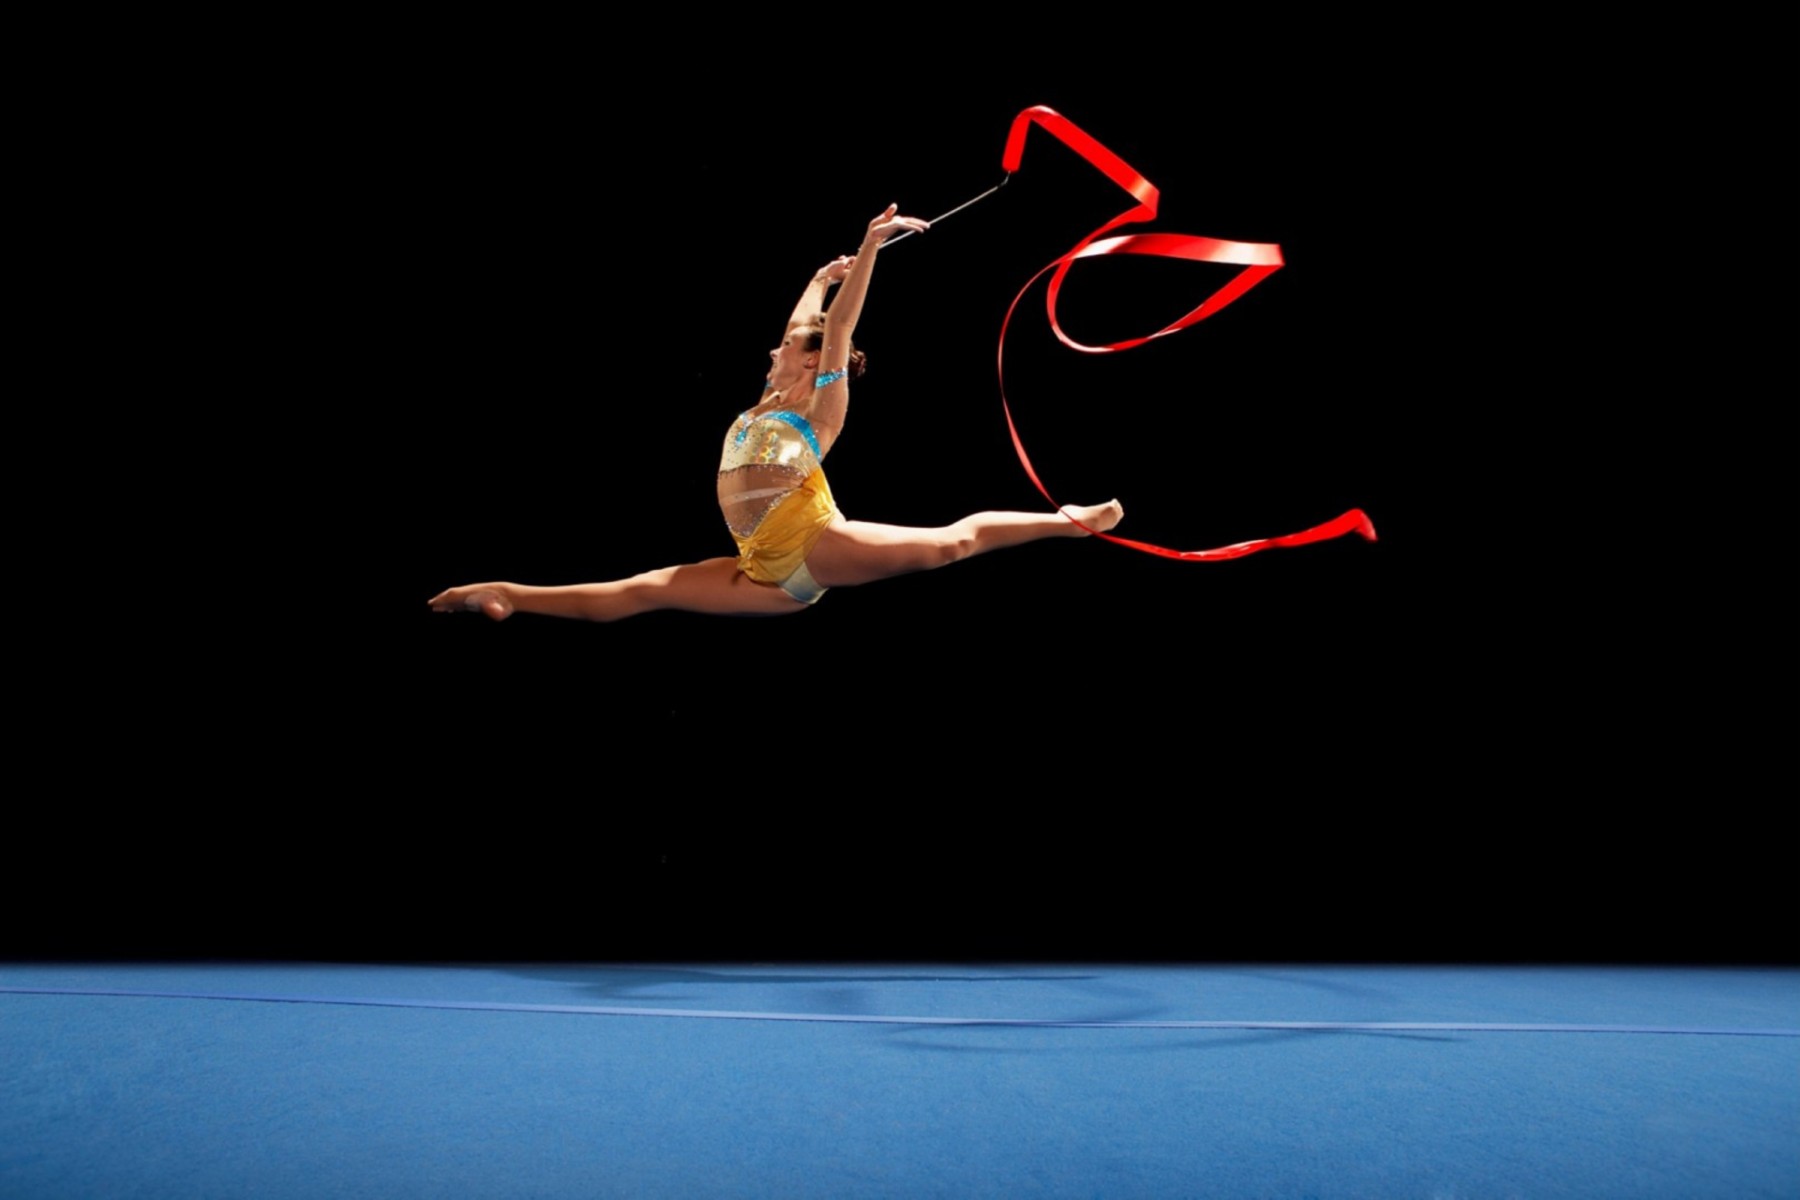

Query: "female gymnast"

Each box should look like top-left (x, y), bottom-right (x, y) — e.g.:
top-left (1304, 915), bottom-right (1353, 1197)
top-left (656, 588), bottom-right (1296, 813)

top-left (428, 204), bottom-right (1123, 623)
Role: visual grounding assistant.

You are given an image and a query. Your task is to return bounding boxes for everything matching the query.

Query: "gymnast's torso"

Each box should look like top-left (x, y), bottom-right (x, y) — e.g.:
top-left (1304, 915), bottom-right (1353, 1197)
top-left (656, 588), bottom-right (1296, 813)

top-left (717, 400), bottom-right (829, 538)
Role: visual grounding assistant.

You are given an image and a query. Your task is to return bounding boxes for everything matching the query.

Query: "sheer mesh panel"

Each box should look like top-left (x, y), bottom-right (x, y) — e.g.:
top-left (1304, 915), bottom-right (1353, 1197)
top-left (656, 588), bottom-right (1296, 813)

top-left (718, 412), bottom-right (823, 537)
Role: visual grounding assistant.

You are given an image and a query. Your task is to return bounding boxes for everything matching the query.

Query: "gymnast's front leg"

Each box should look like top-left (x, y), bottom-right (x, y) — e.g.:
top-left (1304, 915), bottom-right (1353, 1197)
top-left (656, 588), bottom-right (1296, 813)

top-left (803, 500), bottom-right (1124, 587)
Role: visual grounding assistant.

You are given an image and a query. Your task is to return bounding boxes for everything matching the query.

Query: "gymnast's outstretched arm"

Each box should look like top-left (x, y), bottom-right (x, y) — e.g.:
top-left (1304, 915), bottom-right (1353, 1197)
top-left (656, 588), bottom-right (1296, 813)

top-left (817, 205), bottom-right (926, 377)
top-left (805, 206), bottom-right (929, 447)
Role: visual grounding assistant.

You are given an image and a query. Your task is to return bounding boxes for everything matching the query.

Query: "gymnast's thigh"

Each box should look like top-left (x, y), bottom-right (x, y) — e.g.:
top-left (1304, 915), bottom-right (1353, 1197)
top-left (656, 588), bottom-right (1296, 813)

top-left (652, 557), bottom-right (812, 617)
top-left (805, 518), bottom-right (962, 587)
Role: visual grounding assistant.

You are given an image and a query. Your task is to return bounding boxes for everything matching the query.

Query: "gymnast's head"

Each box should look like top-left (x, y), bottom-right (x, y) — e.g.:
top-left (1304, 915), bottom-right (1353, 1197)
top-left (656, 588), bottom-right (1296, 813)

top-left (793, 318), bottom-right (867, 380)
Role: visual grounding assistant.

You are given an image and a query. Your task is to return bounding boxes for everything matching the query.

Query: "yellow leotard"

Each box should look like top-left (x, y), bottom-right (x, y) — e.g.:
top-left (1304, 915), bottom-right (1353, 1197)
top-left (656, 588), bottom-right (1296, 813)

top-left (717, 408), bottom-right (839, 604)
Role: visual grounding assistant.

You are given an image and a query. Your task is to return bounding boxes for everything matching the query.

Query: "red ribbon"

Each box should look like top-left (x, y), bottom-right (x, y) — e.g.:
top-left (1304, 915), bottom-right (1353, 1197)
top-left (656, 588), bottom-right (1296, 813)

top-left (998, 106), bottom-right (1376, 559)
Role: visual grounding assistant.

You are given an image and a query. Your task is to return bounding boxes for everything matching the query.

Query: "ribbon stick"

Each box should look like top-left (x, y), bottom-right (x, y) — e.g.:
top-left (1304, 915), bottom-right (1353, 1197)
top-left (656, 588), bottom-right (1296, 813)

top-left (998, 105), bottom-right (1376, 559)
top-left (880, 175), bottom-right (1009, 249)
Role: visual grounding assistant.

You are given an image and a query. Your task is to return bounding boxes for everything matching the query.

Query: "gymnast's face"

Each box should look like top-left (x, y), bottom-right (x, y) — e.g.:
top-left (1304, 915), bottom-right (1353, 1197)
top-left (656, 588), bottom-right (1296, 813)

top-left (769, 329), bottom-right (819, 384)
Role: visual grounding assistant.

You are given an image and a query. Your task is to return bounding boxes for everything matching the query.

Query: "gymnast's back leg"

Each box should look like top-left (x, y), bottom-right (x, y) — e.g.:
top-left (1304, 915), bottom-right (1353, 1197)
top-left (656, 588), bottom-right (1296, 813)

top-left (428, 558), bottom-right (808, 622)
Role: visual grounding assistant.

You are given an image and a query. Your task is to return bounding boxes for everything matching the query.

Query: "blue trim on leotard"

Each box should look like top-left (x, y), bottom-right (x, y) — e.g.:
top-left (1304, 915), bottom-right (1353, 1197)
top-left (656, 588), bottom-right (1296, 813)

top-left (734, 409), bottom-right (822, 458)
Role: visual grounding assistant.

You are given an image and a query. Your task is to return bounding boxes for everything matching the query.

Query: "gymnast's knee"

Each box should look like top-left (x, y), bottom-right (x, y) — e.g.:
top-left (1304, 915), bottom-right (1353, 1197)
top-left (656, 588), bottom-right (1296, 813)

top-left (937, 525), bottom-right (979, 566)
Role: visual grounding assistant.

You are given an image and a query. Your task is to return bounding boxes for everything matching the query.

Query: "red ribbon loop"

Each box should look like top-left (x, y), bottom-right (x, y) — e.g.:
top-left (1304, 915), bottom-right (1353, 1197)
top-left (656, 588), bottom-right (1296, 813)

top-left (998, 106), bottom-right (1376, 559)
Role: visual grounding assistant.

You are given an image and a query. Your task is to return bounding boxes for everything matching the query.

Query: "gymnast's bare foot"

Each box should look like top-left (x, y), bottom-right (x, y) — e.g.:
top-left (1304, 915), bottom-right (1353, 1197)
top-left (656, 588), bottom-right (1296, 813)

top-left (1060, 500), bottom-right (1124, 535)
top-left (428, 585), bottom-right (515, 621)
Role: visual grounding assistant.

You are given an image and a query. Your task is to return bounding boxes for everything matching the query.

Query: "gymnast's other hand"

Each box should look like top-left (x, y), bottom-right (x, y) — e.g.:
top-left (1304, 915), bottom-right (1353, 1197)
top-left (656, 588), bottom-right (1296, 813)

top-left (428, 583), bottom-right (515, 621)
top-left (863, 204), bottom-right (928, 246)
top-left (816, 255), bottom-right (855, 285)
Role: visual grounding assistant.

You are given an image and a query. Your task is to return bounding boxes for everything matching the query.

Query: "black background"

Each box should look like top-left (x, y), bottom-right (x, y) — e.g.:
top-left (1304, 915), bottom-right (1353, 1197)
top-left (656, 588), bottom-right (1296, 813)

top-left (23, 20), bottom-right (1792, 965)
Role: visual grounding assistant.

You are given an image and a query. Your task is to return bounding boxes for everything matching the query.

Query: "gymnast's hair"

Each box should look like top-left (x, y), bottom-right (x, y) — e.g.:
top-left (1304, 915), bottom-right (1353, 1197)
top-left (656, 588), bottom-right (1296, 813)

top-left (795, 317), bottom-right (867, 380)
